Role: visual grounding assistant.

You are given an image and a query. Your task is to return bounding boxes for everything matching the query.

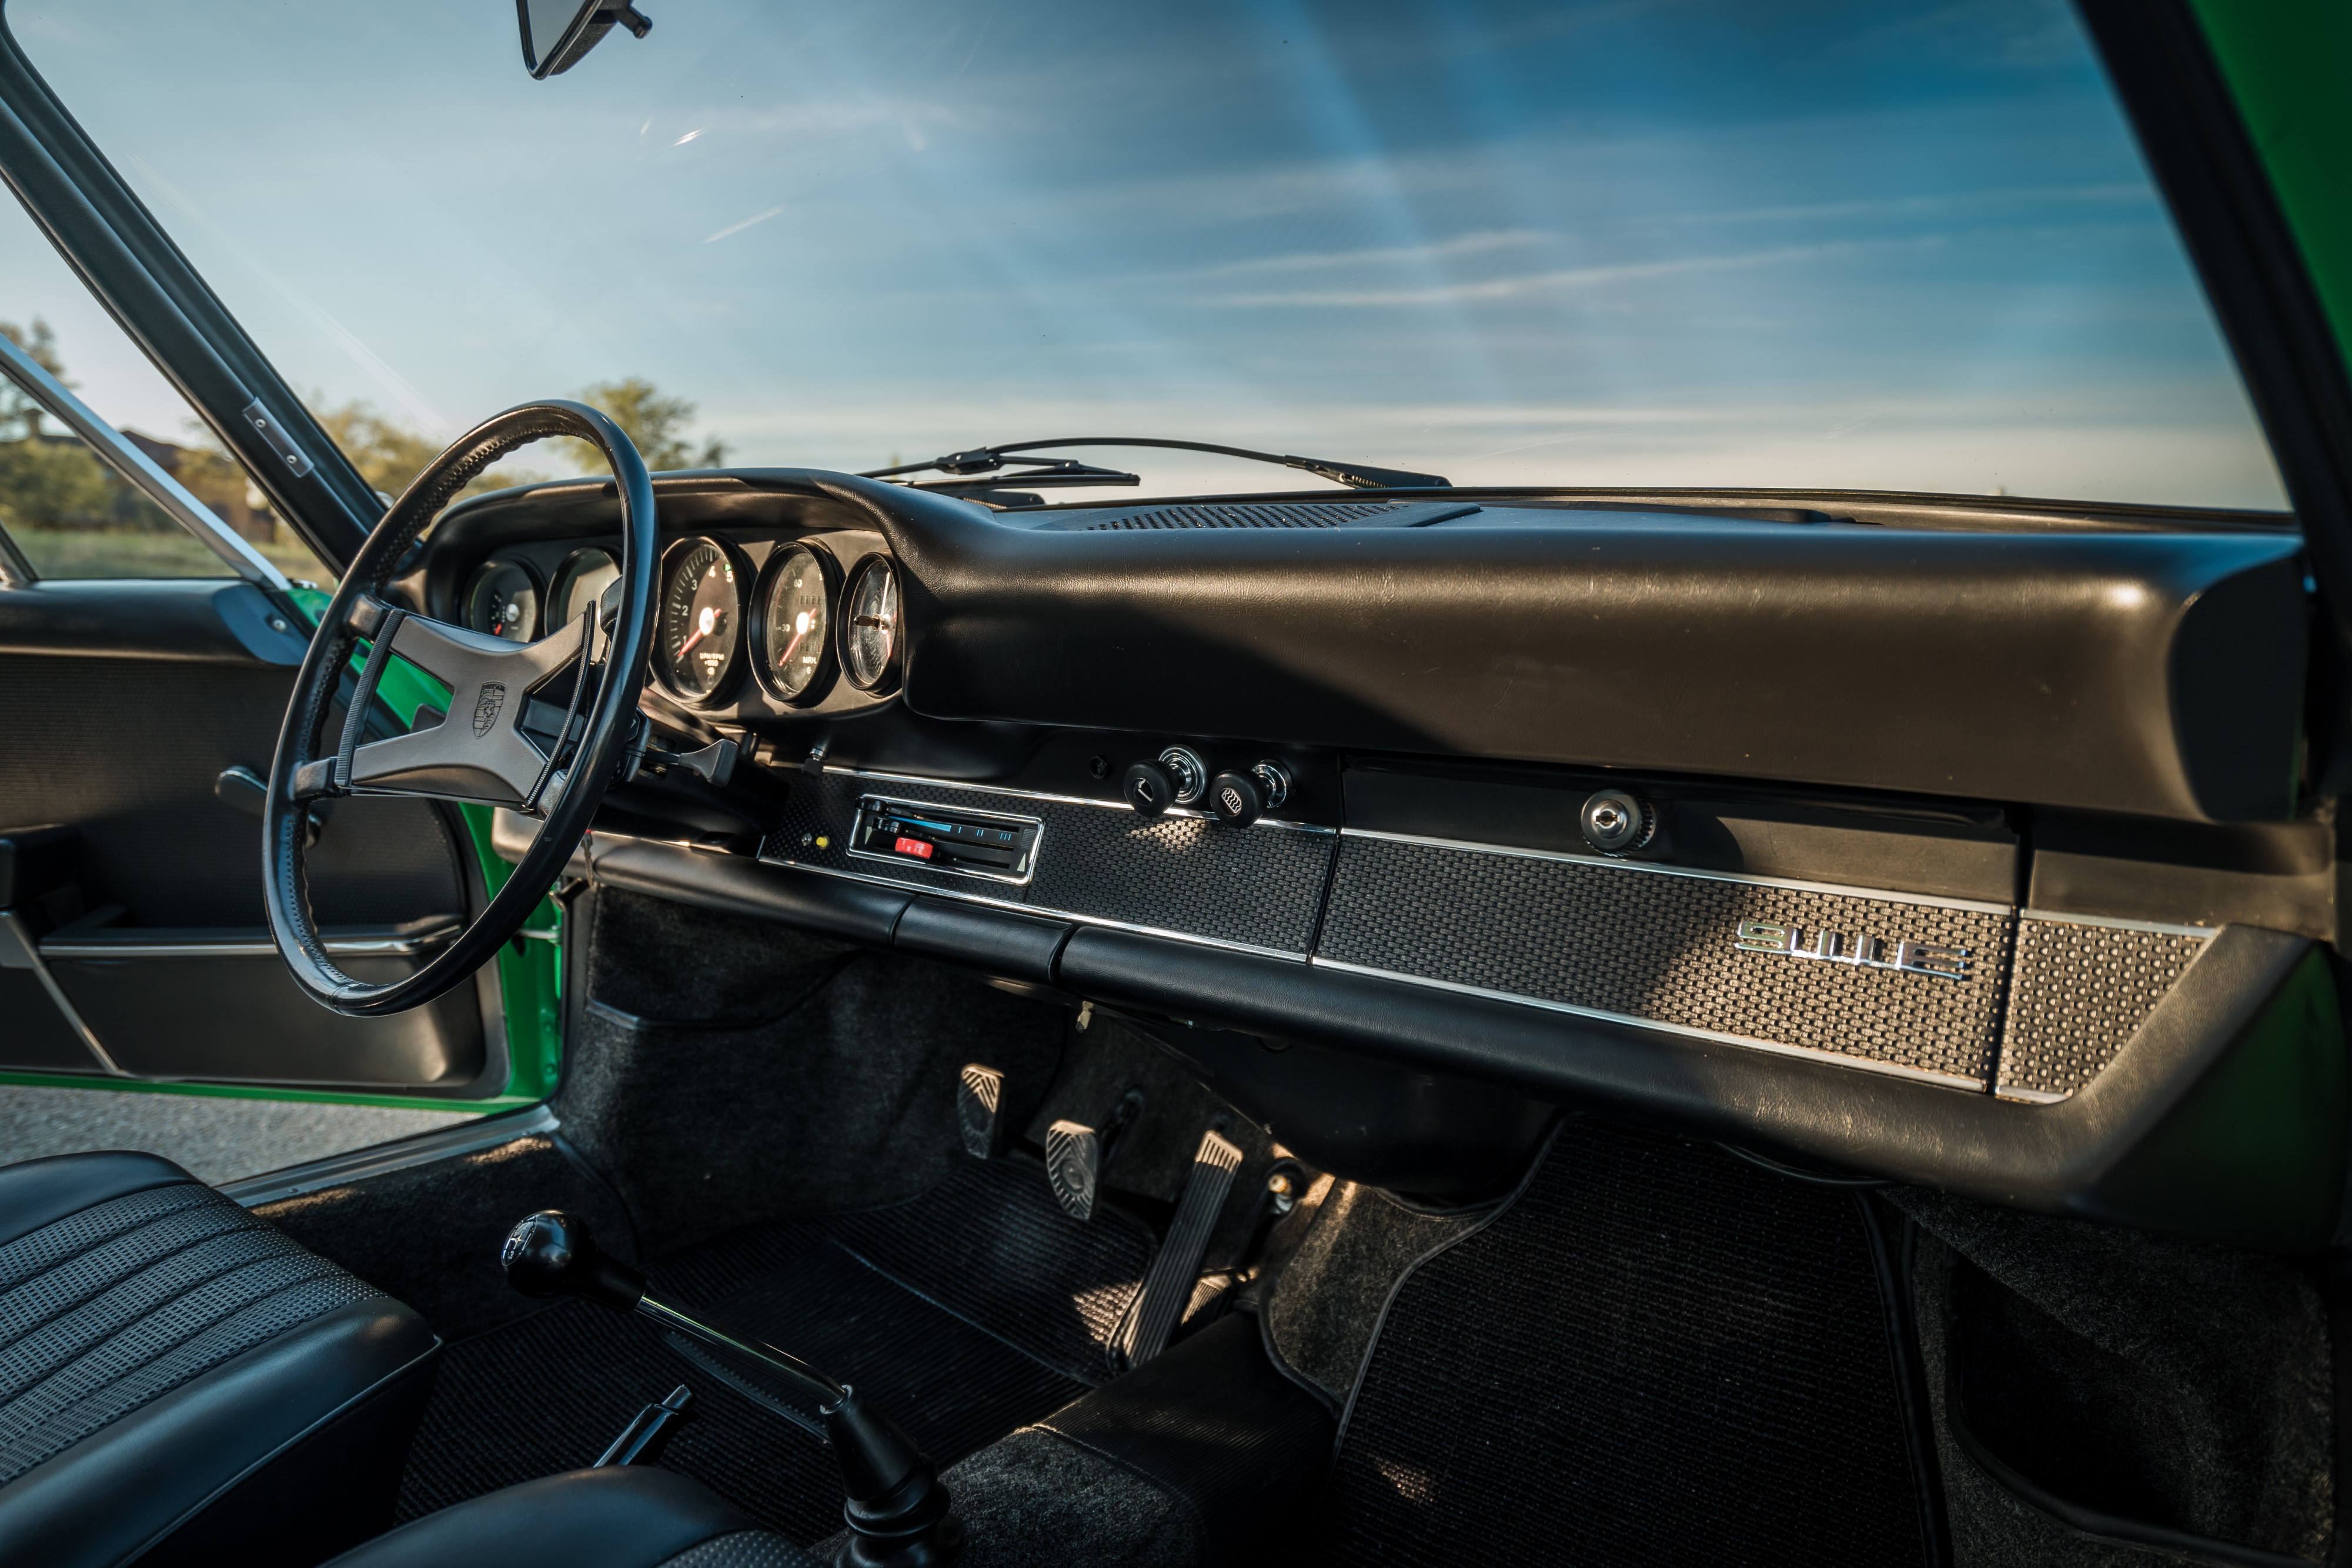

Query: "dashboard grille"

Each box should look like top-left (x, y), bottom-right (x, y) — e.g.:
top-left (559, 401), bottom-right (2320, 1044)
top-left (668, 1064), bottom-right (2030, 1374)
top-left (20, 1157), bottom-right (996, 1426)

top-left (1315, 834), bottom-right (2014, 1086)
top-left (763, 772), bottom-right (1335, 955)
top-left (1993, 917), bottom-right (2210, 1099)
top-left (1084, 502), bottom-right (1414, 530)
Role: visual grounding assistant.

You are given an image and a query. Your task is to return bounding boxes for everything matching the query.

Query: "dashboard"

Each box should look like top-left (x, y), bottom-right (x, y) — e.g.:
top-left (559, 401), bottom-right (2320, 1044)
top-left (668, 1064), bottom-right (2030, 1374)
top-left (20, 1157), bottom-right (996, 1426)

top-left (412, 467), bottom-right (2340, 1250)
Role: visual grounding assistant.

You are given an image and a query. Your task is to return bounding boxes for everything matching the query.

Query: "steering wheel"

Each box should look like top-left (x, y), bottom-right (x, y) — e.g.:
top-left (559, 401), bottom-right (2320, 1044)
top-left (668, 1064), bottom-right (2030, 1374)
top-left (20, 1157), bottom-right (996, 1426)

top-left (264, 401), bottom-right (656, 1017)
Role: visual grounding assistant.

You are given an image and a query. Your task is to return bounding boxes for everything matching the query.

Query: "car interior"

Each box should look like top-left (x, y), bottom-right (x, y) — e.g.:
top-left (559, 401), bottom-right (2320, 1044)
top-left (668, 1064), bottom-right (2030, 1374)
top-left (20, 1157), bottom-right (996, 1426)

top-left (1, 2), bottom-right (2350, 1566)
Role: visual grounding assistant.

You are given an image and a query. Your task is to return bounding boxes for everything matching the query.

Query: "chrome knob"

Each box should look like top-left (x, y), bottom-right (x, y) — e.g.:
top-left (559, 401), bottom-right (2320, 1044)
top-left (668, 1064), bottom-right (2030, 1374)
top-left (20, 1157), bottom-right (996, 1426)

top-left (1157, 746), bottom-right (1207, 806)
top-left (1580, 789), bottom-right (1656, 855)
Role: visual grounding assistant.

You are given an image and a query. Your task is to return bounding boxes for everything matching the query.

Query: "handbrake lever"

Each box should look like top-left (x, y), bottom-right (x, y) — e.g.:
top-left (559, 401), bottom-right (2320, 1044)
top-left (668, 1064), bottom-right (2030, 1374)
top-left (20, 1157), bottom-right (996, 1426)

top-left (501, 1211), bottom-right (963, 1567)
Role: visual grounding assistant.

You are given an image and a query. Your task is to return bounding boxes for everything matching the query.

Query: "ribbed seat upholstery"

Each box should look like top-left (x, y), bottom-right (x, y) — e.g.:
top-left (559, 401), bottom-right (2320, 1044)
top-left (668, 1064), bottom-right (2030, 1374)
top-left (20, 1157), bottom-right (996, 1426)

top-left (0, 1151), bottom-right (439, 1568)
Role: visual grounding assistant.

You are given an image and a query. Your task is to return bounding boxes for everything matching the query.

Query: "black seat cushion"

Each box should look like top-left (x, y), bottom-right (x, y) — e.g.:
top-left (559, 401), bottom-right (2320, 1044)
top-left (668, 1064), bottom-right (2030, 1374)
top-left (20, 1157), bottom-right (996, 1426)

top-left (326, 1467), bottom-right (821, 1568)
top-left (0, 1150), bottom-right (440, 1568)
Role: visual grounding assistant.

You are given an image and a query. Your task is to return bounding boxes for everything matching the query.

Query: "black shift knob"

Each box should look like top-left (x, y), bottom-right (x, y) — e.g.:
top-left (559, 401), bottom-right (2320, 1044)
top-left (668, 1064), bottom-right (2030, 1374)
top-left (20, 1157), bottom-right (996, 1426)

top-left (500, 1210), bottom-right (647, 1312)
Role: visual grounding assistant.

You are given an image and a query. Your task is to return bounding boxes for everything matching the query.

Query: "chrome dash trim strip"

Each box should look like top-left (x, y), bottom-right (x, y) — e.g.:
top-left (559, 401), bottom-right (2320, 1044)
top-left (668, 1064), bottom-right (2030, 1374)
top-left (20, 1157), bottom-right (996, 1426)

top-left (820, 766), bottom-right (1338, 834)
top-left (220, 1104), bottom-right (559, 1207)
top-left (2017, 908), bottom-right (2218, 939)
top-left (1309, 955), bottom-right (1994, 1095)
top-left (1993, 1086), bottom-right (2074, 1106)
top-left (1336, 826), bottom-right (2016, 915)
top-left (764, 858), bottom-right (1314, 962)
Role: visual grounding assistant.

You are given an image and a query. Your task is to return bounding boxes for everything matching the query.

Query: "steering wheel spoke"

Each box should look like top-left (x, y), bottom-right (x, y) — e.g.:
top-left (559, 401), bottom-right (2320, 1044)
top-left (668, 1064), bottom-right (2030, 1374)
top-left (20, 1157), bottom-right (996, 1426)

top-left (343, 611), bottom-right (594, 809)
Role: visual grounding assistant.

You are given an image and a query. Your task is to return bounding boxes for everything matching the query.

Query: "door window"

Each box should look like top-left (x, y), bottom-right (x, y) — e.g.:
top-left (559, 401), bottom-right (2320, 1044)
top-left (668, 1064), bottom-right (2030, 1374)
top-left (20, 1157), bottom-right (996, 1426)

top-left (0, 198), bottom-right (330, 583)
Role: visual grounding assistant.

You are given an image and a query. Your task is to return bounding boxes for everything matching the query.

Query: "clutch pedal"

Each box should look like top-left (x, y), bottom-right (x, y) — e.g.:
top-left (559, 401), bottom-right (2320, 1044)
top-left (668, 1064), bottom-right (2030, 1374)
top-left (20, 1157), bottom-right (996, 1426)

top-left (1120, 1128), bottom-right (1245, 1367)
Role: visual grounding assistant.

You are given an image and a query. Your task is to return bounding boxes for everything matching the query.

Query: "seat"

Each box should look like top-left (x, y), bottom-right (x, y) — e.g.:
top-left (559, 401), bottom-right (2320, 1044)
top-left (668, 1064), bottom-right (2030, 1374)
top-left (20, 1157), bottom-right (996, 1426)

top-left (0, 1150), bottom-right (439, 1568)
top-left (324, 1467), bottom-right (821, 1568)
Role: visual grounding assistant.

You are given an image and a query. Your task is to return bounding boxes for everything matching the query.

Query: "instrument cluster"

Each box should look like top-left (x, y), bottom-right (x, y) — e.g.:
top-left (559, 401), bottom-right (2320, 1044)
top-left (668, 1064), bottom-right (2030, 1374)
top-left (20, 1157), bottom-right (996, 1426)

top-left (453, 530), bottom-right (900, 718)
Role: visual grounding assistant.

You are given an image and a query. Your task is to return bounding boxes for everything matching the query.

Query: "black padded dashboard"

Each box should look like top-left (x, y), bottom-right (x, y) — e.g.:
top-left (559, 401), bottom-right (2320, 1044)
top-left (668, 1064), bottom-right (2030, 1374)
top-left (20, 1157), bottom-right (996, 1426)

top-left (429, 469), bottom-right (2341, 1251)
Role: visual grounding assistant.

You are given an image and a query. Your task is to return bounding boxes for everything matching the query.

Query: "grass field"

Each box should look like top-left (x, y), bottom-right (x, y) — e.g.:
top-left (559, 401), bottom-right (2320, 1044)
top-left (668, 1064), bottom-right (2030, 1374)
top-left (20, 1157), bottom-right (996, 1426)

top-left (13, 527), bottom-right (331, 583)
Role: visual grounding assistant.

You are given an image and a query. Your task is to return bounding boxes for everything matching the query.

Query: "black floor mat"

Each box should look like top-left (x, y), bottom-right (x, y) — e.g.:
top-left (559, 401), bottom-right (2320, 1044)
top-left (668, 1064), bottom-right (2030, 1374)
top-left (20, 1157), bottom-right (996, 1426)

top-left (397, 1156), bottom-right (1154, 1542)
top-left (1322, 1122), bottom-right (1930, 1567)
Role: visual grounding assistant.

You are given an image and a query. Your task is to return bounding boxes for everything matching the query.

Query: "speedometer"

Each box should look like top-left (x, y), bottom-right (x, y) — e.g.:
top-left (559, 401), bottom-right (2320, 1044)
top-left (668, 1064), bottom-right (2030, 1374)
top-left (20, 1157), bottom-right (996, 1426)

top-left (754, 543), bottom-right (834, 704)
top-left (656, 537), bottom-right (745, 704)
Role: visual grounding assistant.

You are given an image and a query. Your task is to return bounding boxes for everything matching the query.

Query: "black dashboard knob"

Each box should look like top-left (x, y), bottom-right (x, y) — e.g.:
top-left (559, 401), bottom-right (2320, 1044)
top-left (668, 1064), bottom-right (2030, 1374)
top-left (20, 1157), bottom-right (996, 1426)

top-left (1208, 770), bottom-right (1263, 827)
top-left (1122, 761), bottom-right (1175, 817)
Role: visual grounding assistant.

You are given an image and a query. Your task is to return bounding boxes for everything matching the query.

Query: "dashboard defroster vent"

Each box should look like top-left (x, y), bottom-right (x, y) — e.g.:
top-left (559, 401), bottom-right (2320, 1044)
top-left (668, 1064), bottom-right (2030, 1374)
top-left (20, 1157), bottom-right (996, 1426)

top-left (1073, 500), bottom-right (1479, 531)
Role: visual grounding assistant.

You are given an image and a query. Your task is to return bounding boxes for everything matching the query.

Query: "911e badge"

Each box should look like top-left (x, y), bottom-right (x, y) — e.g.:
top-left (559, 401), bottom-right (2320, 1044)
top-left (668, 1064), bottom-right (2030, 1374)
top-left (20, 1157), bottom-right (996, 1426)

top-left (1733, 920), bottom-right (1969, 979)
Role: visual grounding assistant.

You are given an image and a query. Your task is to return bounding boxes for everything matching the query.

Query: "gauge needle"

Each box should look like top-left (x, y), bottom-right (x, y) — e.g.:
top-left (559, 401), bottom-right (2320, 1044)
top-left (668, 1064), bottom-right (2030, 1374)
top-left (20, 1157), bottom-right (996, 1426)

top-left (777, 610), bottom-right (813, 666)
top-left (677, 604), bottom-right (720, 657)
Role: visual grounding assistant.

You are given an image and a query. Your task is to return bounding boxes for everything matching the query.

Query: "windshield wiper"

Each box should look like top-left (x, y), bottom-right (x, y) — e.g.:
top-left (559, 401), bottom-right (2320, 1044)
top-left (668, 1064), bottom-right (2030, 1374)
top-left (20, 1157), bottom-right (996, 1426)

top-left (862, 436), bottom-right (1450, 496)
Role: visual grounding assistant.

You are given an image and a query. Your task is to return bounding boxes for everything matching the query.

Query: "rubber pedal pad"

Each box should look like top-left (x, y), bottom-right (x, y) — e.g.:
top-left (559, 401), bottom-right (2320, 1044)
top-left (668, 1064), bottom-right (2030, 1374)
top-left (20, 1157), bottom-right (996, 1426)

top-left (1045, 1119), bottom-right (1102, 1221)
top-left (958, 1063), bottom-right (1007, 1159)
top-left (1120, 1128), bottom-right (1246, 1366)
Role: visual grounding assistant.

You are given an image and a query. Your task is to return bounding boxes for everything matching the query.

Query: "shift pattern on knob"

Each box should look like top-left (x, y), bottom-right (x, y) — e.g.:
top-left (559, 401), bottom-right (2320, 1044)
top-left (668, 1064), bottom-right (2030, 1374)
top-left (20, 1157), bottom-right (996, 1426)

top-left (500, 1210), bottom-right (647, 1311)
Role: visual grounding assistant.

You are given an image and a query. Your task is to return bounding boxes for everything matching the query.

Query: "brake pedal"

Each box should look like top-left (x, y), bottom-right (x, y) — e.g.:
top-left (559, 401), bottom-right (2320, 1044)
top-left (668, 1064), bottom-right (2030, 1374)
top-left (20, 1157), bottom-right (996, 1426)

top-left (1045, 1119), bottom-right (1102, 1220)
top-left (1120, 1128), bottom-right (1245, 1367)
top-left (958, 1063), bottom-right (1006, 1159)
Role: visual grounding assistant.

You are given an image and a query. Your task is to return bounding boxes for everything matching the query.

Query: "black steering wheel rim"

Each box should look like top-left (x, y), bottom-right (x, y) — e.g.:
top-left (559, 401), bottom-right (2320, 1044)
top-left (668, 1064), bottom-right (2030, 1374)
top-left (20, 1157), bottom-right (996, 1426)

top-left (263, 400), bottom-right (656, 1018)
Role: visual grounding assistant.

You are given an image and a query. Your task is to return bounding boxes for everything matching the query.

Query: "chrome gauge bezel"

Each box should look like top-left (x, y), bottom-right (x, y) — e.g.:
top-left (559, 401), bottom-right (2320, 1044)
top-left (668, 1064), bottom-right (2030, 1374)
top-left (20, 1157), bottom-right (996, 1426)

top-left (749, 539), bottom-right (840, 707)
top-left (837, 553), bottom-right (904, 695)
top-left (546, 545), bottom-right (623, 634)
top-left (459, 556), bottom-right (542, 643)
top-left (653, 534), bottom-right (753, 709)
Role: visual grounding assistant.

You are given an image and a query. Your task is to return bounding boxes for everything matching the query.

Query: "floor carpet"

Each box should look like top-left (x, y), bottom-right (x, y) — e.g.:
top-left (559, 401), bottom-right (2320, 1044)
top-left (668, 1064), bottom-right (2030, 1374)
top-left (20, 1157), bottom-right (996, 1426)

top-left (1322, 1121), bottom-right (1932, 1567)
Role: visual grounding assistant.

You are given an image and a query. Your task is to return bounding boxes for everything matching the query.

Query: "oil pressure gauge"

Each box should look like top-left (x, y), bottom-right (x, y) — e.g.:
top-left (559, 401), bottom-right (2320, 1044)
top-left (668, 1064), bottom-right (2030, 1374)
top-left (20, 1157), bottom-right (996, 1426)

top-left (839, 554), bottom-right (901, 694)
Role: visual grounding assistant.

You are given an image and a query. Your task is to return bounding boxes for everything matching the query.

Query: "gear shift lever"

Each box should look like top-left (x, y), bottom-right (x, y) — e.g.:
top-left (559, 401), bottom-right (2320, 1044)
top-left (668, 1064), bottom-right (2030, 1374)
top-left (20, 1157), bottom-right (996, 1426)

top-left (501, 1211), bottom-right (963, 1567)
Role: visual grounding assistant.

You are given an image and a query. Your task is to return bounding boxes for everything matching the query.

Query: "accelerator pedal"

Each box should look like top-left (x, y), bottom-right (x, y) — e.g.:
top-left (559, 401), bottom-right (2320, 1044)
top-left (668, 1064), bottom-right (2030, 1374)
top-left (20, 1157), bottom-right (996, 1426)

top-left (958, 1063), bottom-right (1007, 1159)
top-left (1120, 1128), bottom-right (1246, 1367)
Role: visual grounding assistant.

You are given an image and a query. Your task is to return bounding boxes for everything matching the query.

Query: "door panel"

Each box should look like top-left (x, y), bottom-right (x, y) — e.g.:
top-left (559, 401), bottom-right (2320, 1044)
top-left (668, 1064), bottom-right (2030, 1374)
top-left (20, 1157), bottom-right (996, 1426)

top-left (0, 578), bottom-right (493, 1091)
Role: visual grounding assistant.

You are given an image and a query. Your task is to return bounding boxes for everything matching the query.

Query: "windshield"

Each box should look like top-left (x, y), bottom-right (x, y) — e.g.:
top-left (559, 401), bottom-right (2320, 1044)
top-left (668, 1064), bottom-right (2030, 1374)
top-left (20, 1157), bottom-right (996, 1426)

top-left (4, 0), bottom-right (2286, 510)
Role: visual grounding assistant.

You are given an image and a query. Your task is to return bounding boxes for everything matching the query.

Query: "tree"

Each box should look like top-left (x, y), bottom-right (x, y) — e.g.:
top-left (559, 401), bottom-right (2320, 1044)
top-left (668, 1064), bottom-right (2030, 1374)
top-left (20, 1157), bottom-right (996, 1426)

top-left (0, 317), bottom-right (66, 439)
top-left (577, 377), bottom-right (729, 471)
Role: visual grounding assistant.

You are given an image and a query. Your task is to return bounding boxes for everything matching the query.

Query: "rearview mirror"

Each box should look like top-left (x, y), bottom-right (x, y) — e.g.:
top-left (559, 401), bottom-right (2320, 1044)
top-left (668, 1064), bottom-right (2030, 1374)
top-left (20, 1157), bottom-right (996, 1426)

top-left (518, 0), bottom-right (650, 80)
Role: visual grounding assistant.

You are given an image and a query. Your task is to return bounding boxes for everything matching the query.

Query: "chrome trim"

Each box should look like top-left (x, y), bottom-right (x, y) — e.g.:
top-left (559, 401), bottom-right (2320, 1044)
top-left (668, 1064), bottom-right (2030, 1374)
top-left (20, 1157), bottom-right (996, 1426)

top-left (1337, 826), bottom-right (2016, 915)
top-left (0, 910), bottom-right (128, 1076)
top-left (761, 858), bottom-right (1314, 962)
top-left (1994, 1086), bottom-right (2073, 1106)
top-left (2017, 908), bottom-right (2217, 940)
top-left (845, 794), bottom-right (1044, 887)
top-left (821, 766), bottom-right (1338, 834)
top-left (1309, 955), bottom-right (1993, 1094)
top-left (42, 924), bottom-right (461, 960)
top-left (220, 1105), bottom-right (559, 1206)
top-left (0, 330), bottom-right (292, 591)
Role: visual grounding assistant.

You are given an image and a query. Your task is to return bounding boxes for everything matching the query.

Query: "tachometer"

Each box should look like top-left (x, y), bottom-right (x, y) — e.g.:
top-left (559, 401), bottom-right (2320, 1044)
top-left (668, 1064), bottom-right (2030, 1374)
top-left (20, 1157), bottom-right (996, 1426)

top-left (548, 547), bottom-right (621, 630)
top-left (839, 554), bottom-right (901, 693)
top-left (461, 559), bottom-right (539, 642)
top-left (754, 543), bottom-right (834, 704)
top-left (656, 537), bottom-right (745, 704)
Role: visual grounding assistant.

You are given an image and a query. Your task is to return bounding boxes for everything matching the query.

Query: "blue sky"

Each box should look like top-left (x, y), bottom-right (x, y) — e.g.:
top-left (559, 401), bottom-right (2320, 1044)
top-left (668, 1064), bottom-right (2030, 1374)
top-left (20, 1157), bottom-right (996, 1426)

top-left (0, 0), bottom-right (2286, 507)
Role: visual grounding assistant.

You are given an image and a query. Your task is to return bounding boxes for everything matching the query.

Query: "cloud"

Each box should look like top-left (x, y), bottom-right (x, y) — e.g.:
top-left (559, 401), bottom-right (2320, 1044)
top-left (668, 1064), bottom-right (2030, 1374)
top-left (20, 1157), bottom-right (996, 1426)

top-left (1197, 238), bottom-right (1935, 309)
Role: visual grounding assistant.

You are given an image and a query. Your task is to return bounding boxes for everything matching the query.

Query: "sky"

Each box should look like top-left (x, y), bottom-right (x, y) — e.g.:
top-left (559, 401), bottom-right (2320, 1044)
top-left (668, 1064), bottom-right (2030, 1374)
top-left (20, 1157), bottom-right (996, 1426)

top-left (0, 0), bottom-right (2289, 509)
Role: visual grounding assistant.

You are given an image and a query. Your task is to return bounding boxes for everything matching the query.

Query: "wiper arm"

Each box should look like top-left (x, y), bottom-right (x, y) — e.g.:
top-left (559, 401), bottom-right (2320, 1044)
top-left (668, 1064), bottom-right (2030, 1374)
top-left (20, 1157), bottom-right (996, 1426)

top-left (862, 436), bottom-right (1450, 493)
